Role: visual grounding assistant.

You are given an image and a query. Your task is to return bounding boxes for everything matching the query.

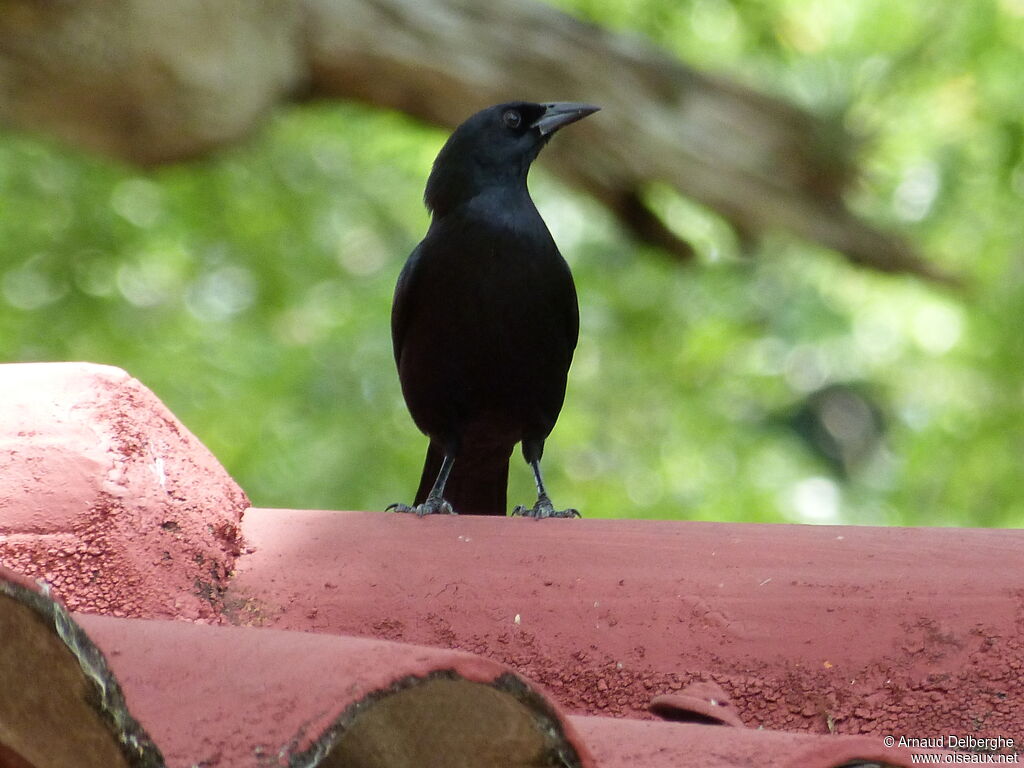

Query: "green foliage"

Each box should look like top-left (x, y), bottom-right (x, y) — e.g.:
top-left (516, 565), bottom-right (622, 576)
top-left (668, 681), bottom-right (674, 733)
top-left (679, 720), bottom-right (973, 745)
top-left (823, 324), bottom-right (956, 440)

top-left (1, 0), bottom-right (1022, 525)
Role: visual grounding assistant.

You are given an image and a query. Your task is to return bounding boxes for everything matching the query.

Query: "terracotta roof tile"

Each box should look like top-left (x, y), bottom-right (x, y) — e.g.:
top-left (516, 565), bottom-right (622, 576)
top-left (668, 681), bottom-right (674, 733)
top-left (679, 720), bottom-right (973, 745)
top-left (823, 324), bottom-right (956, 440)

top-left (1, 362), bottom-right (1013, 766)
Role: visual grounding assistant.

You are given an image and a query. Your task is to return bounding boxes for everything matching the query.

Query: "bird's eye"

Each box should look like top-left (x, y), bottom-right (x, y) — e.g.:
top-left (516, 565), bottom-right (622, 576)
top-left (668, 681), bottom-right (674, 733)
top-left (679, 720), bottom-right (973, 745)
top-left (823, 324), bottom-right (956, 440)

top-left (502, 110), bottom-right (522, 130)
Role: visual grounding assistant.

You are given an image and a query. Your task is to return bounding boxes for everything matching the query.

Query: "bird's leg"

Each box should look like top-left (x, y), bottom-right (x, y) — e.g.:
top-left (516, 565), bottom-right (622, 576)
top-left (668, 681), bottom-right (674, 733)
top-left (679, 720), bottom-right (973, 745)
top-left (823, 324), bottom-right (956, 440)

top-left (387, 452), bottom-right (457, 516)
top-left (513, 453), bottom-right (580, 519)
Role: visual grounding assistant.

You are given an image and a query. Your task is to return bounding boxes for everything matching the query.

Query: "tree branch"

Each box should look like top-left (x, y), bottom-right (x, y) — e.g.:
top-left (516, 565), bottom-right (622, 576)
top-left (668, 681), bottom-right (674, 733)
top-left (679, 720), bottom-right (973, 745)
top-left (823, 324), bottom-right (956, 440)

top-left (0, 0), bottom-right (958, 284)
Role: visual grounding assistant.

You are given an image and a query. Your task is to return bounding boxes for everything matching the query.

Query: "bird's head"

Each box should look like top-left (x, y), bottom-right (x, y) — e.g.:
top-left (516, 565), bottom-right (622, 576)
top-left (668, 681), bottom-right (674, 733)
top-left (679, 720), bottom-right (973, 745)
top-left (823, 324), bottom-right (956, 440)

top-left (424, 101), bottom-right (600, 215)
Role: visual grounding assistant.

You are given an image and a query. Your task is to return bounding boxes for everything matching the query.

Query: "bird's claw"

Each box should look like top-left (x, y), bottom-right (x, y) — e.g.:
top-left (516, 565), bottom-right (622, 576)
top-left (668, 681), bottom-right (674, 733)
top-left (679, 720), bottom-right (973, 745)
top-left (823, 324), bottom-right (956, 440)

top-left (512, 499), bottom-right (580, 519)
top-left (386, 499), bottom-right (456, 517)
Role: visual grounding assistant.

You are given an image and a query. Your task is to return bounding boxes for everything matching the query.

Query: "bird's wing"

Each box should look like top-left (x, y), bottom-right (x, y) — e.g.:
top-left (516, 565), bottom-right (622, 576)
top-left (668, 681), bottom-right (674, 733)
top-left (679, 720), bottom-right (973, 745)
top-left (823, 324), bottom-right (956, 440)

top-left (390, 240), bottom-right (425, 366)
top-left (557, 248), bottom-right (580, 360)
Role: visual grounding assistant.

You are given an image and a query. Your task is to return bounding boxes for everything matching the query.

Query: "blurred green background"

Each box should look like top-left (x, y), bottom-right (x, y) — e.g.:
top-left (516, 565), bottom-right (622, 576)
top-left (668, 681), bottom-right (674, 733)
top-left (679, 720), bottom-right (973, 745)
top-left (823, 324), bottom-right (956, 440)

top-left (2, 0), bottom-right (1022, 526)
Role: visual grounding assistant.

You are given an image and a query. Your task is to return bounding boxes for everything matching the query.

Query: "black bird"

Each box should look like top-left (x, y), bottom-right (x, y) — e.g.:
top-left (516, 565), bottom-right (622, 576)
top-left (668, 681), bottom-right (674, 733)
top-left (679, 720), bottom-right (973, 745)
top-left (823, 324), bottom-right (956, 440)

top-left (389, 101), bottom-right (598, 517)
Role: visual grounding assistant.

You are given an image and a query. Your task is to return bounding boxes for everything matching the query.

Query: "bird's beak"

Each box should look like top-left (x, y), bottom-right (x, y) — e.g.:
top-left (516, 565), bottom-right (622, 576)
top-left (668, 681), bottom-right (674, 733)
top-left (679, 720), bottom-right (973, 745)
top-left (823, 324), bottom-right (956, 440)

top-left (531, 102), bottom-right (601, 136)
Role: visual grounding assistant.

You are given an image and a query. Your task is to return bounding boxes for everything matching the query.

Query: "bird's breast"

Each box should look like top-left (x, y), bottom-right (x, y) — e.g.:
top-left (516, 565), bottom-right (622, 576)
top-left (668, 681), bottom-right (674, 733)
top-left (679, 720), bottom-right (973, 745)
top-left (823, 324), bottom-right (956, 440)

top-left (398, 208), bottom-right (576, 415)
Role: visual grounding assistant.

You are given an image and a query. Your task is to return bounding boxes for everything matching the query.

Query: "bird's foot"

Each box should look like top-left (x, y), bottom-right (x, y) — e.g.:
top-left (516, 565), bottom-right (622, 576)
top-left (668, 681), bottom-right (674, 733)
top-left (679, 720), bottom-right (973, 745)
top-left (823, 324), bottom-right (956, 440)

top-left (512, 496), bottom-right (580, 519)
top-left (386, 498), bottom-right (456, 516)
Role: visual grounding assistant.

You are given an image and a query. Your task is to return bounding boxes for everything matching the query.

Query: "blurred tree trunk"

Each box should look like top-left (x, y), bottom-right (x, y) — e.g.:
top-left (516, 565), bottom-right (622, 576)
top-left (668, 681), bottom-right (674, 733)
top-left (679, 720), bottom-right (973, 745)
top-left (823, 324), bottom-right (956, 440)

top-left (0, 0), bottom-right (955, 284)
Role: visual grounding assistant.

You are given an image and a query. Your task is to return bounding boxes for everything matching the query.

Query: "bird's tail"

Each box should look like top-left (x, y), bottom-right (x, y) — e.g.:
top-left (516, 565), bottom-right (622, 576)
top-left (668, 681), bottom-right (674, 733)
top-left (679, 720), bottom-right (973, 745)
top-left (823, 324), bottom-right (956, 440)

top-left (415, 441), bottom-right (510, 516)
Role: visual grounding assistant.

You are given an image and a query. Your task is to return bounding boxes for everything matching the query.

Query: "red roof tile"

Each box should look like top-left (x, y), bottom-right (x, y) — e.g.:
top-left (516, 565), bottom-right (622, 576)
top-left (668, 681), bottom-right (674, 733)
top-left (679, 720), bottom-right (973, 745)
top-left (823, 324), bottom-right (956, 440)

top-left (0, 363), bottom-right (248, 620)
top-left (1, 362), bottom-right (1015, 766)
top-left (229, 506), bottom-right (1024, 738)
